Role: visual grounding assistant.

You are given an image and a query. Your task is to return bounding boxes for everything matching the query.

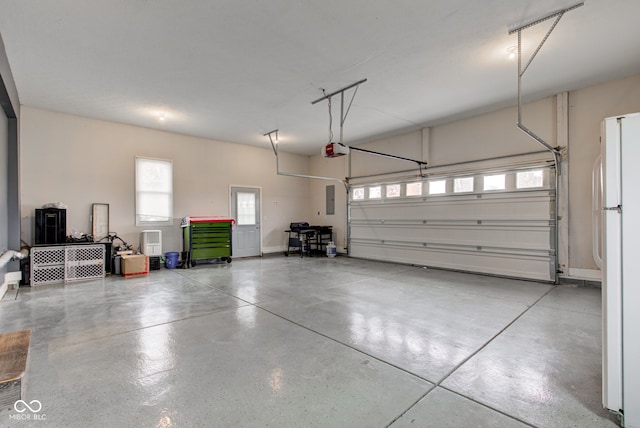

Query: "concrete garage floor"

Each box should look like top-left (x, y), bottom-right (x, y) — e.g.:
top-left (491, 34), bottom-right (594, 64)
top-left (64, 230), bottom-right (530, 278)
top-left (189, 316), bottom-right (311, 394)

top-left (0, 256), bottom-right (619, 427)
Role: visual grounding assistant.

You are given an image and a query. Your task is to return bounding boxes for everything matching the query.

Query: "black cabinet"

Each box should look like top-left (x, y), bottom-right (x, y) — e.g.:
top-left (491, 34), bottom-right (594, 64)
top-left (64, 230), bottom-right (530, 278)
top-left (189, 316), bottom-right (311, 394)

top-left (35, 208), bottom-right (66, 245)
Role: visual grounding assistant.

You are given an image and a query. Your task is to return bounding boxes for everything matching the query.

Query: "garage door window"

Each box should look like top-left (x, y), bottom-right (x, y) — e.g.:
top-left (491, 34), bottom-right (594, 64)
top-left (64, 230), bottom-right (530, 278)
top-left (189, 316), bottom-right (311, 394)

top-left (406, 182), bottom-right (423, 197)
top-left (516, 170), bottom-right (544, 189)
top-left (429, 180), bottom-right (446, 195)
top-left (454, 177), bottom-right (474, 193)
top-left (483, 174), bottom-right (505, 191)
top-left (386, 184), bottom-right (401, 198)
top-left (368, 186), bottom-right (382, 199)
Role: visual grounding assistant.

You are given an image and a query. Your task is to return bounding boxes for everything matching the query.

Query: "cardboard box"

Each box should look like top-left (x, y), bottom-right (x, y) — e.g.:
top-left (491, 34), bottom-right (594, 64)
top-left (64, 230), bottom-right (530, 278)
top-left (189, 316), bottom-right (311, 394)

top-left (120, 254), bottom-right (149, 276)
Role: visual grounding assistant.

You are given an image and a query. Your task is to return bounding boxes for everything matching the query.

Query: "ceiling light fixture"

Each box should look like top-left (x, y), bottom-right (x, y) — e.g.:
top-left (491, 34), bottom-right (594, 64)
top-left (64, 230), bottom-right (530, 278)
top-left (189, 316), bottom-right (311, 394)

top-left (507, 46), bottom-right (518, 60)
top-left (158, 114), bottom-right (166, 122)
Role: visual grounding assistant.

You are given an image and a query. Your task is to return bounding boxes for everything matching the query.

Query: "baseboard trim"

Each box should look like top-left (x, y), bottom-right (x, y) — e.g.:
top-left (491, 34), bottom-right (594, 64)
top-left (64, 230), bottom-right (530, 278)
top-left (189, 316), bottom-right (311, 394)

top-left (1, 271), bottom-right (22, 300)
top-left (563, 268), bottom-right (602, 281)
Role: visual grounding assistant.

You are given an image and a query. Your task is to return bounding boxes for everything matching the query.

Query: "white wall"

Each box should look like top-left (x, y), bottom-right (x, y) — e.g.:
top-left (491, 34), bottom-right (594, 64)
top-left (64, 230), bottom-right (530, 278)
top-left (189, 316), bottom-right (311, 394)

top-left (309, 73), bottom-right (640, 276)
top-left (568, 74), bottom-right (640, 273)
top-left (428, 98), bottom-right (555, 166)
top-left (19, 107), bottom-right (312, 255)
top-left (350, 131), bottom-right (425, 178)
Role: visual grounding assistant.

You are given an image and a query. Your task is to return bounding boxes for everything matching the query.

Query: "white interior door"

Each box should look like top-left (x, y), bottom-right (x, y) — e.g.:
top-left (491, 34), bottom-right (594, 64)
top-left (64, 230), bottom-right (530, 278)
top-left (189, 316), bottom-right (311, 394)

top-left (231, 187), bottom-right (261, 258)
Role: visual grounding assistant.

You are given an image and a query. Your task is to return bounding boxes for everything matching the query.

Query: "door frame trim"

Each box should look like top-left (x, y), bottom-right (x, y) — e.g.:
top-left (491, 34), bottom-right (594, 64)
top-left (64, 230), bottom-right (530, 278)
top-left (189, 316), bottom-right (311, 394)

top-left (229, 185), bottom-right (263, 256)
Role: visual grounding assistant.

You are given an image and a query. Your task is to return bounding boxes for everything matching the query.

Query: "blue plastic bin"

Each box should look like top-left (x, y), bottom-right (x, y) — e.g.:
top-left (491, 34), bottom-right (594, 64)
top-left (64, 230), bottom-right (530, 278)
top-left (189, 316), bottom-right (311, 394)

top-left (165, 252), bottom-right (179, 269)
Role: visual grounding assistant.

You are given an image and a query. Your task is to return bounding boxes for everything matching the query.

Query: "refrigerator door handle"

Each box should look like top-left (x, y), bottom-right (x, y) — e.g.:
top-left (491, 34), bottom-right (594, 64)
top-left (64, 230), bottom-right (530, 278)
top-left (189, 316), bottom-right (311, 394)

top-left (592, 155), bottom-right (603, 269)
top-left (604, 205), bottom-right (622, 213)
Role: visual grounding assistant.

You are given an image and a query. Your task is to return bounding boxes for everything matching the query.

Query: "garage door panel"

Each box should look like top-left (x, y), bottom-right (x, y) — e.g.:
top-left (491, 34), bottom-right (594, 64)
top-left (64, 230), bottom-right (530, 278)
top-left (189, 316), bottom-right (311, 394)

top-left (351, 195), bottom-right (553, 222)
top-left (350, 243), bottom-right (554, 282)
top-left (350, 224), bottom-right (552, 251)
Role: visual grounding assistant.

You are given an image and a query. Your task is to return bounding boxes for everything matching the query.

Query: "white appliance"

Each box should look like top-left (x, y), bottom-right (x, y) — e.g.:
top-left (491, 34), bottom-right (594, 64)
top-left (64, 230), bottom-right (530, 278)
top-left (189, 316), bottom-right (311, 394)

top-left (140, 230), bottom-right (162, 256)
top-left (600, 113), bottom-right (640, 427)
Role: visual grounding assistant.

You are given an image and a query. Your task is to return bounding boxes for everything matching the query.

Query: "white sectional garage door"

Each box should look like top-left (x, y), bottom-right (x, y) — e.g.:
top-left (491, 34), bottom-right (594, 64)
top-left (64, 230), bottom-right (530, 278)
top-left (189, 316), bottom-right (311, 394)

top-left (349, 158), bottom-right (556, 282)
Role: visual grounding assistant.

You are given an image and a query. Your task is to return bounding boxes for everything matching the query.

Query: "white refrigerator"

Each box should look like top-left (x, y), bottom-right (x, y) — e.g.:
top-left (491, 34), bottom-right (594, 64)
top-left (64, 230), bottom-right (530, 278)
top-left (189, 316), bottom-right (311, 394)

top-left (601, 112), bottom-right (640, 427)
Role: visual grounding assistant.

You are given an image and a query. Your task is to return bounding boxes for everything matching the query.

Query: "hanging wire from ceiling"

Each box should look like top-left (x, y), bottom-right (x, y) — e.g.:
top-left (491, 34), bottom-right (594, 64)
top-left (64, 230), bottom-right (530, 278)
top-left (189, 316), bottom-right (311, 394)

top-left (324, 89), bottom-right (334, 143)
top-left (323, 84), bottom-right (361, 144)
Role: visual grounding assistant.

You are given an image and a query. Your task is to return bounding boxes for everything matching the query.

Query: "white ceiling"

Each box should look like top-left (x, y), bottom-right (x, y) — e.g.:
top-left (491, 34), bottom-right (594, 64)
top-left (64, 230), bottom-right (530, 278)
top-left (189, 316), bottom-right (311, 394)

top-left (1, 0), bottom-right (639, 155)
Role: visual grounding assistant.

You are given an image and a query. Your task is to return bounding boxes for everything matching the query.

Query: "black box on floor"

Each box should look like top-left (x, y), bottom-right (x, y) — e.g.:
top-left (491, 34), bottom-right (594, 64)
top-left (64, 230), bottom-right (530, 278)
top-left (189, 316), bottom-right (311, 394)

top-left (149, 256), bottom-right (161, 271)
top-left (20, 258), bottom-right (30, 286)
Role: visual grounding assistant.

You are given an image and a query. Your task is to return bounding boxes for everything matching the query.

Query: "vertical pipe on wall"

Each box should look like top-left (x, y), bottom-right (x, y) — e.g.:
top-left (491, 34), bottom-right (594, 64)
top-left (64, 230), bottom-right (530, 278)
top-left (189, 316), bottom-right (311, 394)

top-left (346, 143), bottom-right (352, 255)
top-left (346, 153), bottom-right (351, 255)
top-left (345, 184), bottom-right (351, 255)
top-left (556, 92), bottom-right (570, 277)
top-left (421, 127), bottom-right (430, 164)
